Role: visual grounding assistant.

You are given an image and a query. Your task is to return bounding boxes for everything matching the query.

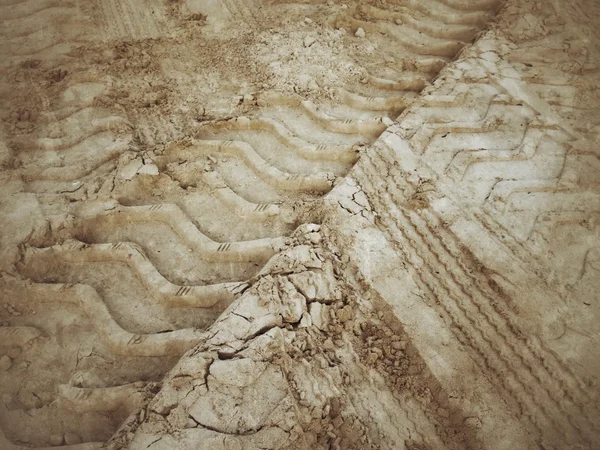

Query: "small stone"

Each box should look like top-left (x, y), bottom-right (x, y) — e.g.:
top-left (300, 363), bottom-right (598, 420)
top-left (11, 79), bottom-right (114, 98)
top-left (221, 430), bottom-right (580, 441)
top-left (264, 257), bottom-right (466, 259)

top-left (391, 340), bottom-right (406, 350)
top-left (64, 433), bottom-right (81, 445)
top-left (303, 36), bottom-right (316, 48)
top-left (355, 28), bottom-right (366, 38)
top-left (6, 347), bottom-right (21, 359)
top-left (49, 434), bottom-right (63, 446)
top-left (337, 305), bottom-right (353, 323)
top-left (137, 164), bottom-right (159, 176)
top-left (0, 356), bottom-right (12, 371)
top-left (309, 302), bottom-right (327, 330)
top-left (323, 338), bottom-right (335, 351)
top-left (185, 417), bottom-right (198, 428)
top-left (394, 18), bottom-right (403, 25)
top-left (304, 17), bottom-right (313, 24)
top-left (299, 312), bottom-right (312, 328)
top-left (296, 74), bottom-right (315, 91)
top-left (308, 232), bottom-right (322, 244)
top-left (118, 159), bottom-right (143, 180)
top-left (464, 417), bottom-right (482, 429)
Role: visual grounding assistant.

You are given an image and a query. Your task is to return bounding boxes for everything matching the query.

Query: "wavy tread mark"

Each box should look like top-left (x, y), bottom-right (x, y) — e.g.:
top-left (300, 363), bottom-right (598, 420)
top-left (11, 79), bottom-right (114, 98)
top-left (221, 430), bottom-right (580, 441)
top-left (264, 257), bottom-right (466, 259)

top-left (197, 117), bottom-right (359, 164)
top-left (94, 0), bottom-right (159, 40)
top-left (34, 114), bottom-right (133, 152)
top-left (436, 0), bottom-right (500, 13)
top-left (336, 88), bottom-right (412, 112)
top-left (24, 240), bottom-right (246, 308)
top-left (256, 92), bottom-right (389, 136)
top-left (387, 0), bottom-right (493, 25)
top-left (0, 7), bottom-right (77, 39)
top-left (23, 164), bottom-right (116, 195)
top-left (446, 128), bottom-right (548, 181)
top-left (1, 27), bottom-right (85, 58)
top-left (488, 180), bottom-right (600, 213)
top-left (367, 74), bottom-right (428, 92)
top-left (413, 109), bottom-right (535, 174)
top-left (0, 428), bottom-right (102, 450)
top-left (6, 281), bottom-right (204, 357)
top-left (341, 16), bottom-right (462, 59)
top-left (21, 136), bottom-right (132, 182)
top-left (0, 0), bottom-right (71, 21)
top-left (166, 139), bottom-right (336, 192)
top-left (221, 0), bottom-right (258, 24)
top-left (529, 211), bottom-right (600, 242)
top-left (201, 170), bottom-right (282, 220)
top-left (397, 83), bottom-right (500, 139)
top-left (74, 202), bottom-right (289, 262)
top-left (356, 4), bottom-right (479, 42)
top-left (0, 326), bottom-right (42, 348)
top-left (58, 382), bottom-right (151, 414)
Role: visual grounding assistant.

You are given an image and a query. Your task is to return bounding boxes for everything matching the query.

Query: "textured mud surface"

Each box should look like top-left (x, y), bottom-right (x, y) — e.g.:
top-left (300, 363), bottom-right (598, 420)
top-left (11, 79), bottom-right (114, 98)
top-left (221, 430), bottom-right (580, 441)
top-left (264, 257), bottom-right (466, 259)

top-left (0, 0), bottom-right (598, 449)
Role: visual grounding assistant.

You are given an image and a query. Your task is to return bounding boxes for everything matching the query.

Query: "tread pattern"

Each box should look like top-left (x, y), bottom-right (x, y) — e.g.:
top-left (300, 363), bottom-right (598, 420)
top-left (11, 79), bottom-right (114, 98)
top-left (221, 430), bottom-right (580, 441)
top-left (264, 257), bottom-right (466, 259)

top-left (341, 10), bottom-right (600, 448)
top-left (0, 0), bottom-right (505, 447)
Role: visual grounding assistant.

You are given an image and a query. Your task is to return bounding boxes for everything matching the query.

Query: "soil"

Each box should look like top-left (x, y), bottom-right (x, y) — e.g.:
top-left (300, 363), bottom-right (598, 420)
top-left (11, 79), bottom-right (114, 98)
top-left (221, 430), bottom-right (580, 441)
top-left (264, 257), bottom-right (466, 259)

top-left (0, 0), bottom-right (598, 449)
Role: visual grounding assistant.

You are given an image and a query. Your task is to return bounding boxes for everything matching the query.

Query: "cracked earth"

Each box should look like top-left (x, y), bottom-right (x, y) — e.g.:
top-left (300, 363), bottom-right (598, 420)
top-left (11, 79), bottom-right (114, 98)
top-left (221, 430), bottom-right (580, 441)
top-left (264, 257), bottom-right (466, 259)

top-left (1, 0), bottom-right (599, 449)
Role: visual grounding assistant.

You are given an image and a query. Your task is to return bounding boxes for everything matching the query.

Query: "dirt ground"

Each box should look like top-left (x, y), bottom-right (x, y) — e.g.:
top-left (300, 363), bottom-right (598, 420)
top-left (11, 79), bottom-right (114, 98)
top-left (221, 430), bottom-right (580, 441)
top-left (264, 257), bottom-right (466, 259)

top-left (0, 0), bottom-right (598, 449)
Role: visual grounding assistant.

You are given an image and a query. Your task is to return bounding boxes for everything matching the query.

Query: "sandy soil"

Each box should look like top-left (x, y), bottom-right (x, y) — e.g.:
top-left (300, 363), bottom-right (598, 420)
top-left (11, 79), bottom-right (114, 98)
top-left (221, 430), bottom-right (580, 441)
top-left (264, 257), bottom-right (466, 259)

top-left (0, 0), bottom-right (598, 449)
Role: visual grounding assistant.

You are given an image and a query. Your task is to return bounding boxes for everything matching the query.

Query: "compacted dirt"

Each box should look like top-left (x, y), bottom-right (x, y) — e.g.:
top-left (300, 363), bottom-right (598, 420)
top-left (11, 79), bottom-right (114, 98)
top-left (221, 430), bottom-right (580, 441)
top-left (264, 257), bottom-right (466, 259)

top-left (0, 0), bottom-right (599, 449)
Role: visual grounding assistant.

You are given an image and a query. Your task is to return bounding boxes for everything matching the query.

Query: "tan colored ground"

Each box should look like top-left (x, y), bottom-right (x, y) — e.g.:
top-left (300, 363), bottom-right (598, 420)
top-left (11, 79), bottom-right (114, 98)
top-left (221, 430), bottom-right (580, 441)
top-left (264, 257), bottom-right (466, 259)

top-left (0, 0), bottom-right (598, 449)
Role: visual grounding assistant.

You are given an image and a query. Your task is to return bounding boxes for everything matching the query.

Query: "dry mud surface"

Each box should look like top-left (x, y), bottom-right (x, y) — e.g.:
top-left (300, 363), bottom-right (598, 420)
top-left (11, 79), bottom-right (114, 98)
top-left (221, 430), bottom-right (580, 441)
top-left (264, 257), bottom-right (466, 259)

top-left (0, 0), bottom-right (599, 449)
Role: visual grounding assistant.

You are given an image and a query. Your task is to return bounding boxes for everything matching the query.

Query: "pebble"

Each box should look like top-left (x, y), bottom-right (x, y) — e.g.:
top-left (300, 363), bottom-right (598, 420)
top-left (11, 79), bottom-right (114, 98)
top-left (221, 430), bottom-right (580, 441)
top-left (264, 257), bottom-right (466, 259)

top-left (304, 36), bottom-right (316, 48)
top-left (0, 356), bottom-right (12, 371)
top-left (355, 27), bottom-right (366, 38)
top-left (49, 434), bottom-right (63, 446)
top-left (64, 433), bottom-right (81, 445)
top-left (7, 347), bottom-right (21, 359)
top-left (118, 159), bottom-right (143, 180)
top-left (185, 417), bottom-right (198, 429)
top-left (304, 17), bottom-right (312, 24)
top-left (307, 79), bottom-right (319, 91)
top-left (137, 164), bottom-right (159, 176)
top-left (308, 232), bottom-right (322, 244)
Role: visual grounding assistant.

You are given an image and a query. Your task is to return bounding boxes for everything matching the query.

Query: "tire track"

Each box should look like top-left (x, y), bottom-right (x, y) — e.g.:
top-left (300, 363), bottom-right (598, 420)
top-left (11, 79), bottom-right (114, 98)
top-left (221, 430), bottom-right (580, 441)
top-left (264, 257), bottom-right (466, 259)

top-left (351, 17), bottom-right (600, 446)
top-left (355, 153), bottom-right (568, 442)
top-left (2, 0), bottom-right (507, 446)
